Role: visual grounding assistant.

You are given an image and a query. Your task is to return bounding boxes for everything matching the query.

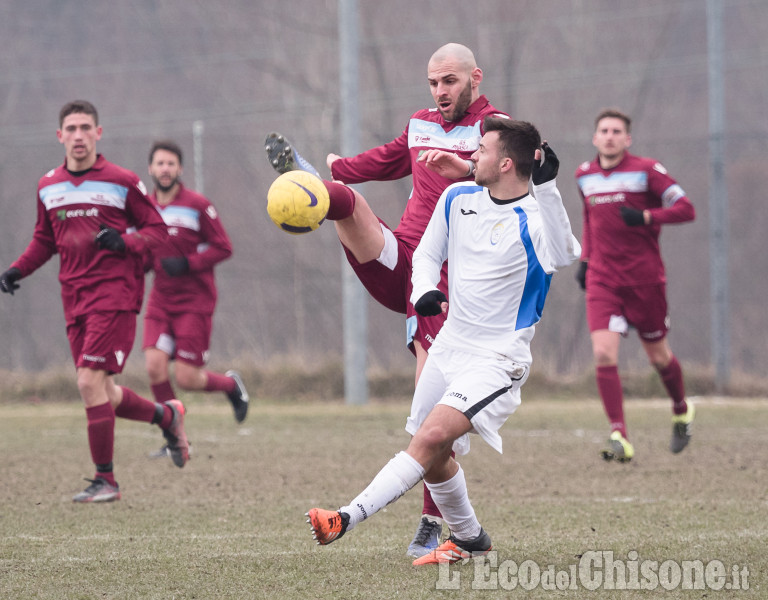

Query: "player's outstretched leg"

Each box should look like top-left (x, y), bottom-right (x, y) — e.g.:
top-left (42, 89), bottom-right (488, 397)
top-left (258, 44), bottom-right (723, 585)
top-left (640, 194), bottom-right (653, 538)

top-left (264, 132), bottom-right (320, 177)
top-left (600, 430), bottom-right (634, 463)
top-left (412, 528), bottom-right (492, 566)
top-left (306, 508), bottom-right (350, 545)
top-left (225, 370), bottom-right (250, 423)
top-left (670, 402), bottom-right (694, 453)
top-left (162, 400), bottom-right (190, 468)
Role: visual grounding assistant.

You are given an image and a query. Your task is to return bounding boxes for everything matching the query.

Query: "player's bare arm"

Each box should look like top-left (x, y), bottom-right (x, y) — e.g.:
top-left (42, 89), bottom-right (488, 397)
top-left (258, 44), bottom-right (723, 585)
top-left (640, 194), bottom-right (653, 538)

top-left (417, 149), bottom-right (474, 179)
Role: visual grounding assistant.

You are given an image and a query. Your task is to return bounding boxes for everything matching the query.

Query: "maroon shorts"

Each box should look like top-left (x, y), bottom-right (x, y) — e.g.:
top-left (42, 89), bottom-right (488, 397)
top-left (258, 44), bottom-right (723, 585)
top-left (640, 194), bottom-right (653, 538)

top-left (66, 311), bottom-right (137, 374)
top-left (142, 304), bottom-right (212, 367)
top-left (342, 221), bottom-right (447, 354)
top-left (586, 281), bottom-right (669, 341)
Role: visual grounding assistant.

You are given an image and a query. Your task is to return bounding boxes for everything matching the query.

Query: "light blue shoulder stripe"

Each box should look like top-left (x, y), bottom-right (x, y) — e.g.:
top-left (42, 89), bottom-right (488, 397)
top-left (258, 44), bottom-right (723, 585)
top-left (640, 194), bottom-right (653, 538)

top-left (514, 206), bottom-right (552, 330)
top-left (39, 180), bottom-right (129, 200)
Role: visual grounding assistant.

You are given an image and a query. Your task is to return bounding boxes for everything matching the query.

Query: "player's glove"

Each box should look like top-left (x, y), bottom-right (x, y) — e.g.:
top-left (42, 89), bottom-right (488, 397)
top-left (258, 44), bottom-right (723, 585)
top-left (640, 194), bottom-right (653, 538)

top-left (531, 142), bottom-right (559, 185)
top-left (161, 256), bottom-right (190, 277)
top-left (0, 267), bottom-right (22, 295)
top-left (95, 224), bottom-right (126, 253)
top-left (414, 290), bottom-right (447, 317)
top-left (576, 261), bottom-right (588, 291)
top-left (619, 206), bottom-right (646, 226)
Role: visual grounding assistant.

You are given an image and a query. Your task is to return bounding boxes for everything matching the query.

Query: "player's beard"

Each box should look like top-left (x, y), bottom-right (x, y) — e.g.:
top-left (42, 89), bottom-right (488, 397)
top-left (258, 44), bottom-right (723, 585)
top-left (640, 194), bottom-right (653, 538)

top-left (439, 80), bottom-right (473, 122)
top-left (152, 175), bottom-right (179, 193)
top-left (474, 171), bottom-right (499, 189)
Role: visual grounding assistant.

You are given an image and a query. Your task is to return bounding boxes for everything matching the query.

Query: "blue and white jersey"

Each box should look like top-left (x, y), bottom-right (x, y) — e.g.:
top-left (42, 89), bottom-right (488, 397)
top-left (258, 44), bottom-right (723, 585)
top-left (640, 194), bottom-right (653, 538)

top-left (411, 179), bottom-right (581, 364)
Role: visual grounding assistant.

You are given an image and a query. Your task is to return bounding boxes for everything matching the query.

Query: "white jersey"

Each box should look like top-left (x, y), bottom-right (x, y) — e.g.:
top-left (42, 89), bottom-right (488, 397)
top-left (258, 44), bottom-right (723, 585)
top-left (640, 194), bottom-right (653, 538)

top-left (411, 179), bottom-right (581, 366)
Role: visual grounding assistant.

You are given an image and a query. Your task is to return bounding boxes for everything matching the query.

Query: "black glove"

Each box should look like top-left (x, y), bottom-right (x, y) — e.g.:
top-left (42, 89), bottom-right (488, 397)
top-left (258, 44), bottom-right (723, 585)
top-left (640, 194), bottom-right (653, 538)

top-left (95, 224), bottom-right (126, 253)
top-left (619, 206), bottom-right (645, 227)
top-left (531, 142), bottom-right (559, 185)
top-left (414, 290), bottom-right (447, 317)
top-left (161, 256), bottom-right (190, 277)
top-left (576, 261), bottom-right (588, 291)
top-left (0, 267), bottom-right (21, 295)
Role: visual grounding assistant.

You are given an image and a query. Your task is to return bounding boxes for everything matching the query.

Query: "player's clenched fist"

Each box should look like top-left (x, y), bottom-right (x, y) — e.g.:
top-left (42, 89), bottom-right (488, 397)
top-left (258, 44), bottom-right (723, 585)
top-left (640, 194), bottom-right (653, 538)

top-left (414, 290), bottom-right (448, 316)
top-left (0, 267), bottom-right (21, 295)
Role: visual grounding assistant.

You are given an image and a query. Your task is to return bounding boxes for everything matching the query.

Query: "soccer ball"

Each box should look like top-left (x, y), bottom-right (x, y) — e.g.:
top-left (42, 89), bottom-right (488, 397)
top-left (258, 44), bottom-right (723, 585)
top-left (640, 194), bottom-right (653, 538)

top-left (267, 171), bottom-right (329, 235)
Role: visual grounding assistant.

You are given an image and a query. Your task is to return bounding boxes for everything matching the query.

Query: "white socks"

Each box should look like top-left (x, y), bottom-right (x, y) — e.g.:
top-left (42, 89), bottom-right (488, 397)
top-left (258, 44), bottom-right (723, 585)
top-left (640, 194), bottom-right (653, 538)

top-left (341, 451), bottom-right (424, 529)
top-left (425, 465), bottom-right (481, 541)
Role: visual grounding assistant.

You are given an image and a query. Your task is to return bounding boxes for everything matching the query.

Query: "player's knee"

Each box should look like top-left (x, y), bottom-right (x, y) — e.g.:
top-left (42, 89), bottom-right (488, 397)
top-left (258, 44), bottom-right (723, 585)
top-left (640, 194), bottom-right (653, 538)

top-left (412, 422), bottom-right (453, 455)
top-left (76, 371), bottom-right (103, 401)
top-left (145, 361), bottom-right (165, 382)
top-left (593, 348), bottom-right (616, 366)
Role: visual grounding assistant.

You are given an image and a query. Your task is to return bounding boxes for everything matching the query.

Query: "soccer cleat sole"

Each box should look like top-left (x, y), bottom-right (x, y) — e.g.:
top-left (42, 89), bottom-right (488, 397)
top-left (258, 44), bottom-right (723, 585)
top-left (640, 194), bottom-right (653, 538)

top-left (306, 508), bottom-right (348, 546)
top-left (264, 132), bottom-right (320, 177)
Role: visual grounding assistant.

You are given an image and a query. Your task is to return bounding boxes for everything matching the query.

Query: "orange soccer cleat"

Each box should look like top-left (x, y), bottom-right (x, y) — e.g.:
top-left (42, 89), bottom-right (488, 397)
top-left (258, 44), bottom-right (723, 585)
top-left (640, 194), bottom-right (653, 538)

top-left (306, 508), bottom-right (350, 546)
top-left (412, 529), bottom-right (492, 566)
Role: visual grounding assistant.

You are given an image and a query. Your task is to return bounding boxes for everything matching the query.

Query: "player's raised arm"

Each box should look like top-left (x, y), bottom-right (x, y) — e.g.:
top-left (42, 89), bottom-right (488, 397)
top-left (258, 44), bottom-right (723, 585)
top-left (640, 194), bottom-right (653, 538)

top-left (531, 142), bottom-right (581, 269)
top-left (417, 149), bottom-right (476, 180)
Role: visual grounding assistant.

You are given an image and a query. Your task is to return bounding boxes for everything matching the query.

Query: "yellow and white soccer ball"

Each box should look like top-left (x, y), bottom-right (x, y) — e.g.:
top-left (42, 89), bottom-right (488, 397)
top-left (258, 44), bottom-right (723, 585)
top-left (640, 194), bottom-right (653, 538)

top-left (267, 171), bottom-right (329, 235)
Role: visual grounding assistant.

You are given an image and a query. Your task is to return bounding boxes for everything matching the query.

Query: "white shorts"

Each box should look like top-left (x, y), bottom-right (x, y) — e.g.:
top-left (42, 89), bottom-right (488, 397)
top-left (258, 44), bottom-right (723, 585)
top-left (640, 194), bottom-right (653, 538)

top-left (405, 345), bottom-right (528, 455)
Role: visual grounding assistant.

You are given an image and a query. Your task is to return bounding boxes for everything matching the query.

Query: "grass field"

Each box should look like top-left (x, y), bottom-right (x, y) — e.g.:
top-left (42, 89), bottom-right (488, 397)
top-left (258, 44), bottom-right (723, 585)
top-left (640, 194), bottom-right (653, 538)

top-left (0, 394), bottom-right (765, 599)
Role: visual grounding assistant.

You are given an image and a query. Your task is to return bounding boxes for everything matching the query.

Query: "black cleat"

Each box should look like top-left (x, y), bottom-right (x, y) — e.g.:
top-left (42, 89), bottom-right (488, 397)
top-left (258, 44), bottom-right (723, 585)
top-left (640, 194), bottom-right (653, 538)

top-left (264, 132), bottom-right (320, 177)
top-left (225, 370), bottom-right (250, 423)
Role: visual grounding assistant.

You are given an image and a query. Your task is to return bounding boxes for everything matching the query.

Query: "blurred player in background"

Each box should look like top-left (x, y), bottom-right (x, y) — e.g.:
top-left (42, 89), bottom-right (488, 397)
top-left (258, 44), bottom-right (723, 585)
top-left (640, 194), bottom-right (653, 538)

top-left (574, 108), bottom-right (696, 462)
top-left (0, 100), bottom-right (190, 503)
top-left (307, 119), bottom-right (581, 565)
top-left (143, 140), bottom-right (249, 459)
top-left (265, 42), bottom-right (508, 558)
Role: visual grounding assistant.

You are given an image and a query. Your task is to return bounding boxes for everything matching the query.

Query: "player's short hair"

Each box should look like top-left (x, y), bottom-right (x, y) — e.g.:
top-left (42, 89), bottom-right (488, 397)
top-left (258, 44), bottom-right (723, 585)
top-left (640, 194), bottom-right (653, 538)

top-left (149, 140), bottom-right (183, 165)
top-left (59, 100), bottom-right (98, 128)
top-left (595, 108), bottom-right (631, 133)
top-left (483, 117), bottom-right (541, 180)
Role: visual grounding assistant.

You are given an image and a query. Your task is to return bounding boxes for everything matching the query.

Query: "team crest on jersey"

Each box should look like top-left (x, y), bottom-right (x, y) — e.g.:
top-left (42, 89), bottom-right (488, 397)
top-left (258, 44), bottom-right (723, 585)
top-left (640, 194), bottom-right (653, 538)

top-left (578, 161), bottom-right (591, 171)
top-left (115, 350), bottom-right (125, 366)
top-left (206, 206), bottom-right (218, 219)
top-left (490, 222), bottom-right (505, 245)
top-left (652, 162), bottom-right (668, 175)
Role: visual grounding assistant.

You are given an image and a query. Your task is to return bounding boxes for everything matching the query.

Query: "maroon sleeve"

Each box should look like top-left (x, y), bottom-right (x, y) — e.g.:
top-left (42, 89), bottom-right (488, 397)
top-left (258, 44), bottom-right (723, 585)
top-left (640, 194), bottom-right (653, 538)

top-left (10, 196), bottom-right (57, 277)
top-left (330, 129), bottom-right (412, 184)
top-left (122, 183), bottom-right (168, 255)
top-left (646, 165), bottom-right (696, 225)
top-left (187, 202), bottom-right (233, 272)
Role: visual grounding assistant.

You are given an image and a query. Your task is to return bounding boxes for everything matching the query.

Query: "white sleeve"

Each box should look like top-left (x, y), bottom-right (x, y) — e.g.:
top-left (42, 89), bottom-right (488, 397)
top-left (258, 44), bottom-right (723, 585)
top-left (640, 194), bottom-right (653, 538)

top-left (531, 179), bottom-right (582, 269)
top-left (410, 193), bottom-right (449, 305)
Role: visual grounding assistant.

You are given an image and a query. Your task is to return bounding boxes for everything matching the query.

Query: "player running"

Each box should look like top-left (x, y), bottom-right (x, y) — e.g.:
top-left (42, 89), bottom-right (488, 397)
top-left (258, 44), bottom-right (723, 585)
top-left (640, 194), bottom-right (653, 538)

top-left (265, 42), bottom-right (509, 558)
top-left (0, 100), bottom-right (190, 502)
top-left (142, 140), bottom-right (249, 458)
top-left (306, 118), bottom-right (581, 564)
top-left (574, 108), bottom-right (696, 462)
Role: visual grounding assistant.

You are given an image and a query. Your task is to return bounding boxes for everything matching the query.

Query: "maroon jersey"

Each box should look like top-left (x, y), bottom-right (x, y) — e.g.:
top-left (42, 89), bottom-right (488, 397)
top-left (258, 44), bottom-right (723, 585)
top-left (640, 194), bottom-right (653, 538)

top-left (11, 155), bottom-right (167, 321)
top-left (330, 95), bottom-right (508, 250)
top-left (575, 152), bottom-right (695, 287)
top-left (146, 184), bottom-right (232, 314)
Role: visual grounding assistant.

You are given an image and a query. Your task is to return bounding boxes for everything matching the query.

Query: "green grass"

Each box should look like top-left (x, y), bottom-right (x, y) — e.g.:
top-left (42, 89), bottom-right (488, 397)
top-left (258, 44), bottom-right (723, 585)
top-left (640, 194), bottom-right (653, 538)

top-left (0, 396), bottom-right (765, 599)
